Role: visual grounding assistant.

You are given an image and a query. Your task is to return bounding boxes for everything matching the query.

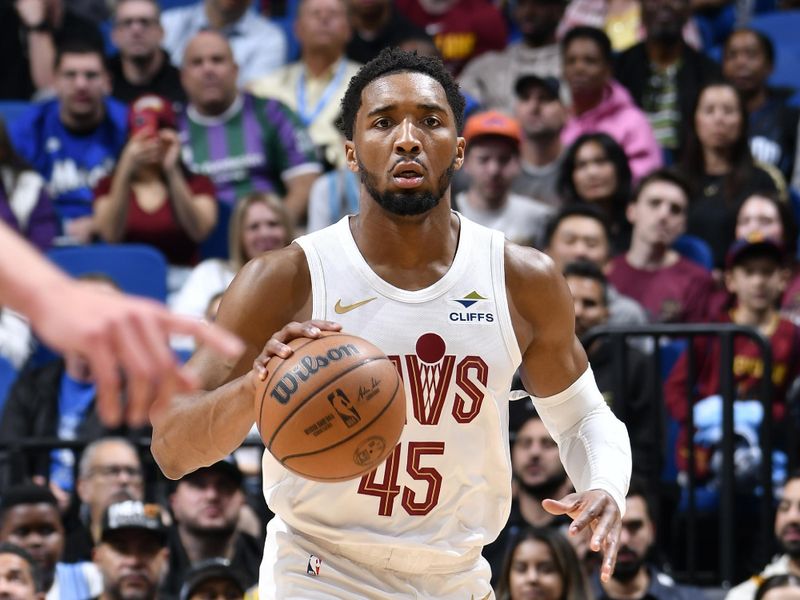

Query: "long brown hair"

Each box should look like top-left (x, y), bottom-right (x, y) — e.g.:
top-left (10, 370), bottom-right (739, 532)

top-left (679, 81), bottom-right (753, 204)
top-left (495, 527), bottom-right (593, 600)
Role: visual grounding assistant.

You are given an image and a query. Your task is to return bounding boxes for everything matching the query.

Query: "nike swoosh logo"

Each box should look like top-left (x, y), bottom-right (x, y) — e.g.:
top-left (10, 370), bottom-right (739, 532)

top-left (334, 297), bottom-right (377, 314)
top-left (470, 594), bottom-right (492, 600)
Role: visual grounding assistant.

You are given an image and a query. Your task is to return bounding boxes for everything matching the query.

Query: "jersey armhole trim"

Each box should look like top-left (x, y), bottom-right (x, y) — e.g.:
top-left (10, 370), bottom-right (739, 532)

top-left (293, 237), bottom-right (326, 320)
top-left (490, 231), bottom-right (523, 367)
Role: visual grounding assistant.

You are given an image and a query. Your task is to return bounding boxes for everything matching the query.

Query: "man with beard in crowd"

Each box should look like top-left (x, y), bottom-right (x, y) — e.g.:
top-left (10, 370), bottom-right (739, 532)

top-left (160, 458), bottom-right (261, 598)
top-left (727, 473), bottom-right (800, 599)
top-left (91, 500), bottom-right (169, 600)
top-left (483, 398), bottom-right (573, 586)
top-left (593, 476), bottom-right (700, 599)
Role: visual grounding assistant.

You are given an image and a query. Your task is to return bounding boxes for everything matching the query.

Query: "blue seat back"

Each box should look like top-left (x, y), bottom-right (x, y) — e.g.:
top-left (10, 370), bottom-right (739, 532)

top-left (0, 355), bottom-right (18, 420)
top-left (673, 234), bottom-right (714, 272)
top-left (47, 243), bottom-right (168, 302)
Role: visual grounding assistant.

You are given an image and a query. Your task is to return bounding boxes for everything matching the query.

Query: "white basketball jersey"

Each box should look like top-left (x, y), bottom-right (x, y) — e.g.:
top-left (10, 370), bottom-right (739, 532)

top-left (262, 213), bottom-right (522, 563)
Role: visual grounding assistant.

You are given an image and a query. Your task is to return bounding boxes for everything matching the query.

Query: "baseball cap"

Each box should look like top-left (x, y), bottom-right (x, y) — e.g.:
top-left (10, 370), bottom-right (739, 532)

top-left (179, 558), bottom-right (248, 600)
top-left (514, 74), bottom-right (561, 101)
top-left (128, 94), bottom-right (177, 135)
top-left (725, 233), bottom-right (785, 269)
top-left (462, 110), bottom-right (522, 147)
top-left (100, 500), bottom-right (168, 543)
top-left (178, 455), bottom-right (243, 489)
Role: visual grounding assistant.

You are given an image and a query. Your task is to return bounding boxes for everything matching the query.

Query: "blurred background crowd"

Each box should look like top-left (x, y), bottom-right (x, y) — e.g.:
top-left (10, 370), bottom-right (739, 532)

top-left (4, 0), bottom-right (800, 597)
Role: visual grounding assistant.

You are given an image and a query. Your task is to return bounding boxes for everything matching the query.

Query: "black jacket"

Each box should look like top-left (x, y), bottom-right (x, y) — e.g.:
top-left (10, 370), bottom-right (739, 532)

top-left (588, 337), bottom-right (663, 479)
top-left (614, 42), bottom-right (721, 155)
top-left (0, 360), bottom-right (106, 484)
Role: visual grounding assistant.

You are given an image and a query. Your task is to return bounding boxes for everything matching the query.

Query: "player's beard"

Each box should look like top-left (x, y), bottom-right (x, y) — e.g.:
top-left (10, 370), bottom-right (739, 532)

top-left (359, 158), bottom-right (456, 216)
top-left (515, 469), bottom-right (568, 499)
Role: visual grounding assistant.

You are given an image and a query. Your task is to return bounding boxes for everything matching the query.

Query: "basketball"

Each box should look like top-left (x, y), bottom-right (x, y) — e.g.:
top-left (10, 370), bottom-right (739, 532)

top-left (254, 332), bottom-right (406, 482)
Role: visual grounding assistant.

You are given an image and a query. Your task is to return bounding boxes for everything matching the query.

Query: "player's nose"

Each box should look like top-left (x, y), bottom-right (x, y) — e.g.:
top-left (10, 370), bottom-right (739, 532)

top-left (394, 120), bottom-right (421, 155)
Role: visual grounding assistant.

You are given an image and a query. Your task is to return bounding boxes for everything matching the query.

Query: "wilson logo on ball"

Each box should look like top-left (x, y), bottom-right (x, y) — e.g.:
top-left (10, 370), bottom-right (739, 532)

top-left (270, 344), bottom-right (361, 405)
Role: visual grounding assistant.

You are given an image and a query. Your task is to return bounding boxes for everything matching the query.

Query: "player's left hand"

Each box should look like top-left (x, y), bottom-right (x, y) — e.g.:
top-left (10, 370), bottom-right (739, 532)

top-left (542, 489), bottom-right (621, 582)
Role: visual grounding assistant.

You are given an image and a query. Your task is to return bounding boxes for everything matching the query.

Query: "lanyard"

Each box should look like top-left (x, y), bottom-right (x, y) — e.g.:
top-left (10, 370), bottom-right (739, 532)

top-left (296, 59), bottom-right (347, 127)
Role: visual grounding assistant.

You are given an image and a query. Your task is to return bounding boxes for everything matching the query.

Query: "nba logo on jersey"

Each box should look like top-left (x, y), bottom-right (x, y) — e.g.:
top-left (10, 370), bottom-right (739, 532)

top-left (306, 554), bottom-right (322, 576)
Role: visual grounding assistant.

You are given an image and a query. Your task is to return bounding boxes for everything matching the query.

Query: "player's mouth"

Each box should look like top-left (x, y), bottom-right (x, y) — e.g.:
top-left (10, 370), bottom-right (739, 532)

top-left (392, 163), bottom-right (425, 188)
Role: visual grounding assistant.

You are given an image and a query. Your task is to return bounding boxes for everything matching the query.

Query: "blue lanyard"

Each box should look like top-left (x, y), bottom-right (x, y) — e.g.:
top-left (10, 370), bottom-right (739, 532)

top-left (296, 59), bottom-right (348, 127)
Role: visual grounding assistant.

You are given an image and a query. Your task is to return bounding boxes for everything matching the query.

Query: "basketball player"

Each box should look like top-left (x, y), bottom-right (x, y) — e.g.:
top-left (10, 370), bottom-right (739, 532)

top-left (151, 49), bottom-right (632, 598)
top-left (0, 221), bottom-right (244, 427)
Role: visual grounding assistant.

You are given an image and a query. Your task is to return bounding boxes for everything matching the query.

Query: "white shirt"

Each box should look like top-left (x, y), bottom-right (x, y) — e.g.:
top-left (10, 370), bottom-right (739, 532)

top-left (454, 191), bottom-right (553, 248)
top-left (161, 3), bottom-right (287, 86)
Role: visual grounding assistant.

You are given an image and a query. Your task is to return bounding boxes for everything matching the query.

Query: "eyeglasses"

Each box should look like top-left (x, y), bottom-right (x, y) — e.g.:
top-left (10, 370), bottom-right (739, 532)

top-left (89, 465), bottom-right (144, 480)
top-left (115, 17), bottom-right (159, 29)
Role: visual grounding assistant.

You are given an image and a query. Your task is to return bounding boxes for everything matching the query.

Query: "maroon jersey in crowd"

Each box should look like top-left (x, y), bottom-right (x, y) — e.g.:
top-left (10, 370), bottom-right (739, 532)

top-left (394, 0), bottom-right (507, 75)
top-left (664, 312), bottom-right (800, 474)
top-left (608, 255), bottom-right (715, 324)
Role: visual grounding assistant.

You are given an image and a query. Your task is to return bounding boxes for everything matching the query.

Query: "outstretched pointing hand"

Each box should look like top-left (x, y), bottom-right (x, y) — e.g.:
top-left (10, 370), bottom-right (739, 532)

top-left (543, 489), bottom-right (622, 582)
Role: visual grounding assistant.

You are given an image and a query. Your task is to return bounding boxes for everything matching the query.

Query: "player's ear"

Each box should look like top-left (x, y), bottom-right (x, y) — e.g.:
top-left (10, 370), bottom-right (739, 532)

top-left (345, 140), bottom-right (358, 174)
top-left (454, 136), bottom-right (466, 171)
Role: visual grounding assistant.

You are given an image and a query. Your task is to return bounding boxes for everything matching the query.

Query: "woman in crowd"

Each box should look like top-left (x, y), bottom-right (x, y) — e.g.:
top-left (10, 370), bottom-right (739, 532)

top-left (170, 191), bottom-right (293, 323)
top-left (495, 526), bottom-right (593, 600)
top-left (679, 81), bottom-right (786, 267)
top-left (557, 132), bottom-right (632, 254)
top-left (92, 95), bottom-right (217, 291)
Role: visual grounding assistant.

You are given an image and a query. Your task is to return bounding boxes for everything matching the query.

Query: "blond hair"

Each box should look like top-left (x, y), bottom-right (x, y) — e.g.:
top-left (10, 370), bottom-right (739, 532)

top-left (228, 192), bottom-right (293, 270)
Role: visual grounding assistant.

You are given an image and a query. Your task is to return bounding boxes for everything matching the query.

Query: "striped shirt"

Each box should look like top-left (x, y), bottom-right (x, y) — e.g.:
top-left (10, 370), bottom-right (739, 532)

top-left (178, 93), bottom-right (321, 206)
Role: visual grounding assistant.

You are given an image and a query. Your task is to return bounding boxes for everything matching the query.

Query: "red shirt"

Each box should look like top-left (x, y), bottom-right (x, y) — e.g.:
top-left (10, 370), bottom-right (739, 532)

top-left (395, 0), bottom-right (508, 75)
top-left (607, 255), bottom-right (715, 323)
top-left (94, 172), bottom-right (215, 266)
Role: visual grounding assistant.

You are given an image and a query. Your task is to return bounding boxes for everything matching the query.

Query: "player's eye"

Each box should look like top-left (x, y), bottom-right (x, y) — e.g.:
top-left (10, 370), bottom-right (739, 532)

top-left (374, 118), bottom-right (391, 129)
top-left (423, 116), bottom-right (441, 127)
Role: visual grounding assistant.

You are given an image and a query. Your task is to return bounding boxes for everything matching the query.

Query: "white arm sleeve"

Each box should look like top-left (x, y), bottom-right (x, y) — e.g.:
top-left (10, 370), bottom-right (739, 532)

top-left (528, 367), bottom-right (632, 516)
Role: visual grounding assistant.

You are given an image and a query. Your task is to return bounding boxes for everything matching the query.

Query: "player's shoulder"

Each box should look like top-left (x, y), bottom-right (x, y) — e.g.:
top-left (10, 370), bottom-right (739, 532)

top-left (504, 240), bottom-right (561, 292)
top-left (238, 243), bottom-right (309, 288)
top-left (224, 243), bottom-right (311, 325)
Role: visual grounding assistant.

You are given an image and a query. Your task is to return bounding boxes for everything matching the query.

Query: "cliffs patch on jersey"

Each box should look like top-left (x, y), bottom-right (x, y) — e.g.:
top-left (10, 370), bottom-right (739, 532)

top-left (449, 290), bottom-right (494, 323)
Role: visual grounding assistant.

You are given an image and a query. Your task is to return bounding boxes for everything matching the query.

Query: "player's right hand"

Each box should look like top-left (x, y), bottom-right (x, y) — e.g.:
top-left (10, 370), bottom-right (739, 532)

top-left (251, 320), bottom-right (342, 385)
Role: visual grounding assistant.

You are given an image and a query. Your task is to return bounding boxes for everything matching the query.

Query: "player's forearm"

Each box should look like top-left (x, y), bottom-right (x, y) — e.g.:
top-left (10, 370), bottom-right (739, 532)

top-left (150, 375), bottom-right (255, 479)
top-left (530, 367), bottom-right (632, 515)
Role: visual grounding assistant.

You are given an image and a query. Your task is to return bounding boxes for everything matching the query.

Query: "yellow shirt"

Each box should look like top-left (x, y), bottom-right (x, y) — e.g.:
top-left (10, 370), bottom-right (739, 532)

top-left (250, 58), bottom-right (362, 169)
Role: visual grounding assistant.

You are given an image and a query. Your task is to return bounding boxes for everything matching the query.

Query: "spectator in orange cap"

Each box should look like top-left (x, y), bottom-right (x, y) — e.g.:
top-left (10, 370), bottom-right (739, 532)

top-left (455, 110), bottom-right (552, 248)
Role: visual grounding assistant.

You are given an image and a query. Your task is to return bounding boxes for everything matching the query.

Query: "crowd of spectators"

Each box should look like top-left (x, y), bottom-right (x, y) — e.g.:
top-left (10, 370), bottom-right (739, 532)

top-left (4, 0), bottom-right (800, 597)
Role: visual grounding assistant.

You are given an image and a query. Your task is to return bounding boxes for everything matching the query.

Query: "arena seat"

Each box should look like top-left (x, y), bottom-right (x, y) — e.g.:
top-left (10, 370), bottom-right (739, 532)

top-left (749, 10), bottom-right (800, 91)
top-left (47, 243), bottom-right (168, 302)
top-left (0, 355), bottom-right (18, 420)
top-left (673, 234), bottom-right (714, 271)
